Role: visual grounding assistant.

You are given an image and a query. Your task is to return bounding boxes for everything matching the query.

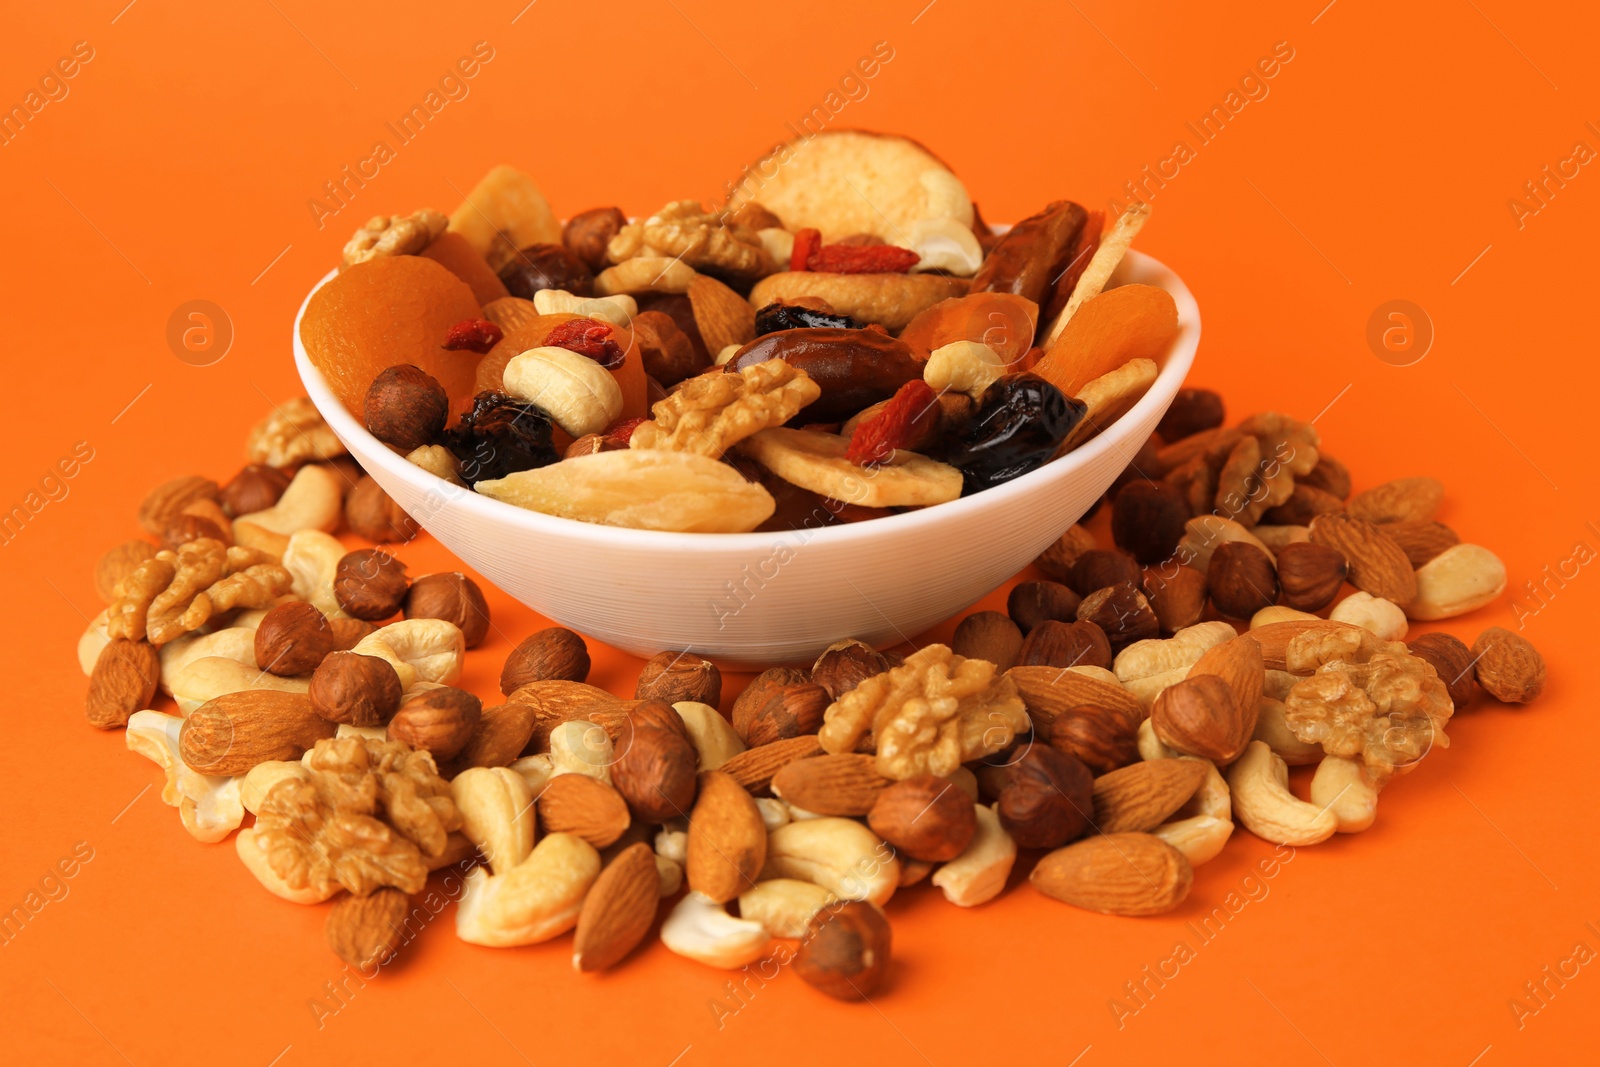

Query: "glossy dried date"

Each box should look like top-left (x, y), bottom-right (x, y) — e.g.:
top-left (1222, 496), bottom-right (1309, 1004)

top-left (726, 328), bottom-right (922, 423)
top-left (754, 302), bottom-right (862, 335)
top-left (969, 201), bottom-right (1087, 307)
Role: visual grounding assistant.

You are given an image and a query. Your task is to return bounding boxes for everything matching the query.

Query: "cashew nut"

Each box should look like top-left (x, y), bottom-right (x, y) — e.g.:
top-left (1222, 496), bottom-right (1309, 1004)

top-left (1252, 697), bottom-right (1322, 765)
top-left (1250, 605), bottom-right (1319, 630)
top-left (159, 626), bottom-right (258, 696)
top-left (907, 217), bottom-right (984, 276)
top-left (660, 891), bottom-right (771, 969)
top-left (1227, 741), bottom-right (1338, 845)
top-left (452, 767), bottom-right (536, 875)
top-left (756, 227), bottom-right (793, 267)
top-left (168, 656), bottom-right (311, 715)
top-left (1329, 592), bottom-right (1408, 641)
top-left (239, 760), bottom-right (311, 815)
top-left (1115, 621), bottom-right (1238, 682)
top-left (282, 530), bottom-right (348, 617)
top-left (755, 797), bottom-right (791, 832)
top-left (407, 444), bottom-right (466, 487)
top-left (655, 827), bottom-right (688, 866)
top-left (673, 701), bottom-right (746, 771)
top-left (783, 801), bottom-right (826, 821)
top-left (336, 723), bottom-right (387, 743)
top-left (1064, 665), bottom-right (1122, 687)
top-left (509, 754), bottom-right (554, 797)
top-left (738, 879), bottom-right (837, 938)
top-left (78, 610), bottom-right (112, 676)
top-left (503, 346), bottom-right (625, 438)
top-left (924, 340), bottom-right (1006, 399)
top-left (125, 710), bottom-right (245, 843)
top-left (547, 719), bottom-right (614, 783)
top-left (1137, 718), bottom-right (1182, 762)
top-left (1253, 524), bottom-right (1310, 552)
top-left (761, 818), bottom-right (899, 906)
top-left (929, 803), bottom-right (1016, 907)
top-left (351, 619), bottom-right (464, 691)
top-left (532, 288), bottom-right (636, 327)
top-left (654, 854), bottom-right (684, 897)
top-left (1263, 669), bottom-right (1302, 701)
top-left (1310, 755), bottom-right (1378, 833)
top-left (236, 826), bottom-right (338, 904)
top-left (456, 832), bottom-right (600, 947)
top-left (1152, 759), bottom-right (1233, 865)
top-left (1407, 543), bottom-right (1507, 620)
top-left (713, 343), bottom-right (742, 367)
top-left (234, 463), bottom-right (343, 537)
top-left (593, 257), bottom-right (697, 296)
top-left (1124, 667), bottom-right (1188, 713)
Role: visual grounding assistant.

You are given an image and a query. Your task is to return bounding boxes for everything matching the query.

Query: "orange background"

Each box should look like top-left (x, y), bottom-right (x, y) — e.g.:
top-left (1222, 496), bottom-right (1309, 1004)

top-left (4, 1), bottom-right (1597, 1064)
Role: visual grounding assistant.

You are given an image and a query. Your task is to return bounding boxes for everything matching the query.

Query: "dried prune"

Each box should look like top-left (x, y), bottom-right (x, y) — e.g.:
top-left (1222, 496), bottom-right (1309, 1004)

top-left (943, 373), bottom-right (1085, 494)
top-left (754, 302), bottom-right (862, 335)
top-left (498, 244), bottom-right (594, 299)
top-left (444, 391), bottom-right (559, 483)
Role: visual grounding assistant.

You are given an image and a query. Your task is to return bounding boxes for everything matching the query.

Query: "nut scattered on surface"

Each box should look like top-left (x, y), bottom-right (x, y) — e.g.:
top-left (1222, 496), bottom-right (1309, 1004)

top-left (635, 651), bottom-right (722, 706)
top-left (501, 627), bottom-right (591, 693)
top-left (1471, 627), bottom-right (1545, 704)
top-left (404, 573), bottom-right (490, 649)
top-left (794, 901), bottom-right (892, 1001)
top-left (334, 549), bottom-right (410, 621)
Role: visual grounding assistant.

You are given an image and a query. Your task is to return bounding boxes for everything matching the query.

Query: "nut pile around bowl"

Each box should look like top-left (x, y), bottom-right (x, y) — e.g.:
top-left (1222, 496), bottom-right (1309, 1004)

top-left (79, 382), bottom-right (1546, 999)
top-left (300, 129), bottom-right (1181, 532)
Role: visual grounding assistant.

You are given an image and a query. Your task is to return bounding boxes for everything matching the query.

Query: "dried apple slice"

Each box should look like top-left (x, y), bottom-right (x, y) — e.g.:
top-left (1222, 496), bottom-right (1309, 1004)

top-left (1031, 284), bottom-right (1178, 399)
top-left (1058, 358), bottom-right (1159, 453)
top-left (736, 427), bottom-right (962, 508)
top-left (448, 165), bottom-right (562, 272)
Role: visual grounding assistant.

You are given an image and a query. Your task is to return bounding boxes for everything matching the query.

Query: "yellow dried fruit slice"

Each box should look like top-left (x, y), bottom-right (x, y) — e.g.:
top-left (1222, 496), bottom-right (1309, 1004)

top-left (476, 451), bottom-right (775, 533)
top-left (447, 165), bottom-right (562, 272)
top-left (736, 428), bottom-right (963, 508)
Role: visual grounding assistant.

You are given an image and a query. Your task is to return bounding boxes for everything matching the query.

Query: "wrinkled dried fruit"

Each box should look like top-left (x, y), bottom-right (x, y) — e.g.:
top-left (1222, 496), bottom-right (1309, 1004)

top-left (805, 242), bottom-right (920, 274)
top-left (442, 319), bottom-right (505, 355)
top-left (499, 243), bottom-right (594, 299)
top-left (944, 373), bottom-right (1086, 493)
top-left (444, 391), bottom-right (560, 483)
top-left (542, 317), bottom-right (625, 369)
top-left (754, 301), bottom-right (860, 334)
top-left (846, 379), bottom-right (940, 466)
top-left (1033, 284), bottom-right (1179, 398)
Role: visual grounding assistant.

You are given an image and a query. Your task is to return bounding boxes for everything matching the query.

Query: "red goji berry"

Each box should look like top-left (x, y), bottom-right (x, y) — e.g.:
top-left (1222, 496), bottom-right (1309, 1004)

top-left (604, 416), bottom-right (647, 446)
top-left (442, 318), bottom-right (504, 354)
top-left (808, 243), bottom-right (920, 275)
top-left (790, 228), bottom-right (822, 272)
top-left (846, 379), bottom-right (940, 466)
top-left (543, 317), bottom-right (626, 369)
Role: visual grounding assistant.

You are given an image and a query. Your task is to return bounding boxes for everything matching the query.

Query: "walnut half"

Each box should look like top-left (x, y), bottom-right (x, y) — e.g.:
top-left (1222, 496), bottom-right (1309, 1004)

top-left (630, 360), bottom-right (820, 457)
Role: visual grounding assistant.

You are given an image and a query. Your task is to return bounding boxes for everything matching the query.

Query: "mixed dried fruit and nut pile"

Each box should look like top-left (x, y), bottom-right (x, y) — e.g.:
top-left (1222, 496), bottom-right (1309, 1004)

top-left (300, 130), bottom-right (1178, 531)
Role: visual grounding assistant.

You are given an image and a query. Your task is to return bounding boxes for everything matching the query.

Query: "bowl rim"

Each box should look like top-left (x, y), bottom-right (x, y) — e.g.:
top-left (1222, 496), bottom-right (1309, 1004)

top-left (293, 249), bottom-right (1199, 553)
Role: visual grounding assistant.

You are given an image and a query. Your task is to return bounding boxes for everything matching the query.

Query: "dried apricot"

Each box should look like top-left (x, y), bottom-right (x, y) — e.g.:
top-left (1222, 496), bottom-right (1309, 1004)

top-left (898, 292), bottom-right (1038, 365)
top-left (1030, 284), bottom-right (1178, 398)
top-left (420, 230), bottom-right (509, 305)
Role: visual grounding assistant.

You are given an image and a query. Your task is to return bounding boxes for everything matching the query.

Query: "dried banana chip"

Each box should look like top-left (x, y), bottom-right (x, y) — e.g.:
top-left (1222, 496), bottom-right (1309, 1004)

top-left (1059, 357), bottom-right (1158, 453)
top-left (736, 427), bottom-right (963, 508)
top-left (476, 451), bottom-right (776, 533)
top-left (1043, 202), bottom-right (1150, 347)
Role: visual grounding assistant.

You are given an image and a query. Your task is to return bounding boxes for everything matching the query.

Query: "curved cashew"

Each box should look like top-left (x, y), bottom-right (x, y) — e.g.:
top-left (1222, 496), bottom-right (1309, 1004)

top-left (282, 530), bottom-right (348, 617)
top-left (1263, 669), bottom-right (1302, 701)
top-left (1250, 606), bottom-right (1319, 629)
top-left (1252, 698), bottom-right (1323, 765)
top-left (352, 619), bottom-right (464, 691)
top-left (159, 626), bottom-right (258, 695)
top-left (924, 340), bottom-right (1006, 399)
top-left (673, 701), bottom-right (745, 771)
top-left (1329, 592), bottom-right (1408, 641)
top-left (503, 346), bottom-right (624, 438)
top-left (655, 854), bottom-right (684, 897)
top-left (655, 827), bottom-right (688, 866)
top-left (236, 826), bottom-right (339, 904)
top-left (456, 832), bottom-right (600, 947)
top-left (509, 754), bottom-right (554, 798)
top-left (1123, 667), bottom-right (1187, 712)
top-left (929, 803), bottom-right (1015, 907)
top-left (1115, 622), bottom-right (1239, 682)
top-left (757, 227), bottom-right (793, 267)
top-left (761, 818), bottom-right (899, 906)
top-left (907, 217), bottom-right (984, 276)
top-left (1253, 524), bottom-right (1311, 552)
top-left (126, 710), bottom-right (245, 843)
top-left (548, 719), bottom-right (614, 783)
top-left (593, 257), bottom-right (697, 296)
top-left (240, 760), bottom-right (311, 815)
top-left (453, 766), bottom-right (536, 875)
top-left (1064, 665), bottom-right (1122, 686)
top-left (1227, 741), bottom-right (1338, 846)
top-left (1138, 718), bottom-right (1182, 762)
top-left (78, 611), bottom-right (112, 676)
top-left (169, 656), bottom-right (311, 715)
top-left (783, 801), bottom-right (825, 821)
top-left (755, 797), bottom-right (791, 832)
top-left (407, 444), bottom-right (467, 487)
top-left (234, 464), bottom-right (343, 536)
top-left (1310, 755), bottom-right (1378, 833)
top-left (661, 891), bottom-right (771, 969)
top-left (1153, 759), bottom-right (1233, 865)
top-left (738, 879), bottom-right (837, 938)
top-left (532, 289), bottom-right (636, 327)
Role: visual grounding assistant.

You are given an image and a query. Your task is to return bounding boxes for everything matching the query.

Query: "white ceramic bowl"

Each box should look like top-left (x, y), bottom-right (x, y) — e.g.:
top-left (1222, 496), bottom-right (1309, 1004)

top-left (294, 250), bottom-right (1199, 666)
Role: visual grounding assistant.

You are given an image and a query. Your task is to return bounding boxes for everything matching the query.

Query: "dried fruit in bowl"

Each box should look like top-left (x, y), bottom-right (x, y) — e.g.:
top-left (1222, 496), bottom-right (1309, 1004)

top-left (737, 427), bottom-right (962, 508)
top-left (753, 302), bottom-right (861, 335)
top-left (898, 292), bottom-right (1038, 364)
top-left (444, 391), bottom-right (560, 482)
top-left (943, 373), bottom-right (1086, 494)
top-left (420, 230), bottom-right (509, 305)
top-left (746, 271), bottom-right (968, 334)
top-left (725, 328), bottom-right (923, 423)
top-left (1031, 284), bottom-right (1178, 399)
top-left (447, 165), bottom-right (562, 272)
top-left (475, 450), bottom-right (776, 533)
top-left (969, 200), bottom-right (1087, 307)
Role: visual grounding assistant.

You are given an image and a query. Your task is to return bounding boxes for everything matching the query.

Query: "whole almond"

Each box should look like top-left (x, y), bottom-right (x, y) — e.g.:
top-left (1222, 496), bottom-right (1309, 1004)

top-left (771, 754), bottom-right (892, 816)
top-left (635, 650), bottom-right (721, 706)
top-left (501, 627), bottom-right (591, 693)
top-left (1471, 627), bottom-right (1546, 704)
top-left (950, 612), bottom-right (1024, 672)
top-left (1408, 632), bottom-right (1476, 709)
top-left (1299, 453), bottom-right (1352, 500)
top-left (1308, 513), bottom-right (1418, 604)
top-left (1187, 636), bottom-right (1265, 727)
top-left (94, 540), bottom-right (156, 602)
top-left (508, 680), bottom-right (637, 749)
top-left (86, 639), bottom-right (160, 729)
top-left (1006, 665), bottom-right (1142, 735)
top-left (717, 735), bottom-right (825, 794)
top-left (1017, 620), bottom-right (1113, 670)
top-left (326, 887), bottom-right (410, 970)
top-left (1379, 519), bottom-right (1460, 568)
top-left (447, 701), bottom-right (539, 772)
top-left (867, 775), bottom-right (977, 861)
top-left (1242, 618), bottom-right (1363, 671)
top-left (573, 842), bottom-right (659, 972)
top-left (1143, 564), bottom-right (1208, 633)
top-left (1031, 832), bottom-right (1193, 916)
top-left (1091, 759), bottom-right (1210, 833)
top-left (686, 770), bottom-right (767, 903)
top-left (137, 475), bottom-right (219, 535)
top-left (1349, 476), bottom-right (1444, 525)
top-left (1151, 674), bottom-right (1250, 762)
top-left (687, 274), bottom-right (756, 354)
top-left (538, 774), bottom-right (632, 848)
top-left (179, 691), bottom-right (337, 775)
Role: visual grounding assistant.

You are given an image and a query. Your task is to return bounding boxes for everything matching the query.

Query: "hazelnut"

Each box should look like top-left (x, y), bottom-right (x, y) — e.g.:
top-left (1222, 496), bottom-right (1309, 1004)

top-left (738, 683), bottom-right (830, 747)
top-left (630, 310), bottom-right (705, 387)
top-left (345, 476), bottom-right (420, 543)
top-left (1408, 631), bottom-right (1476, 710)
top-left (254, 602), bottom-right (337, 676)
top-left (810, 639), bottom-right (890, 701)
top-left (997, 745), bottom-right (1093, 849)
top-left (387, 686), bottom-right (482, 761)
top-left (364, 365), bottom-right (448, 453)
top-left (404, 572), bottom-right (490, 649)
top-left (1142, 564), bottom-right (1208, 633)
top-left (635, 651), bottom-right (722, 706)
top-left (1006, 580), bottom-right (1082, 634)
top-left (333, 548), bottom-right (410, 621)
top-left (867, 775), bottom-right (977, 862)
top-left (1111, 481), bottom-right (1189, 564)
top-left (794, 901), bottom-right (892, 1001)
top-left (1034, 525), bottom-right (1097, 583)
top-left (1155, 387), bottom-right (1225, 442)
top-left (500, 627), bottom-right (590, 694)
top-left (1208, 542), bottom-right (1280, 619)
top-left (309, 651), bottom-right (404, 726)
top-left (1075, 582), bottom-right (1159, 649)
top-left (730, 667), bottom-right (811, 740)
top-left (950, 611), bottom-right (1023, 672)
top-left (1067, 549), bottom-right (1142, 597)
top-left (1017, 619), bottom-right (1113, 670)
top-left (562, 207), bottom-right (628, 272)
top-left (162, 513), bottom-right (227, 551)
top-left (94, 540), bottom-right (156, 603)
top-left (611, 701), bottom-right (698, 822)
top-left (1275, 541), bottom-right (1347, 613)
top-left (327, 617), bottom-right (376, 651)
top-left (1048, 705), bottom-right (1139, 775)
top-left (1151, 674), bottom-right (1249, 762)
top-left (218, 464), bottom-right (291, 517)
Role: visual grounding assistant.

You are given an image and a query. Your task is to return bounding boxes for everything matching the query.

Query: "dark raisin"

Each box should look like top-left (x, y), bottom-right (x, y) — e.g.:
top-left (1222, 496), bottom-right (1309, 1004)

top-left (942, 373), bottom-right (1086, 494)
top-left (498, 244), bottom-right (594, 299)
top-left (753, 302), bottom-right (862, 335)
top-left (444, 392), bottom-right (559, 482)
